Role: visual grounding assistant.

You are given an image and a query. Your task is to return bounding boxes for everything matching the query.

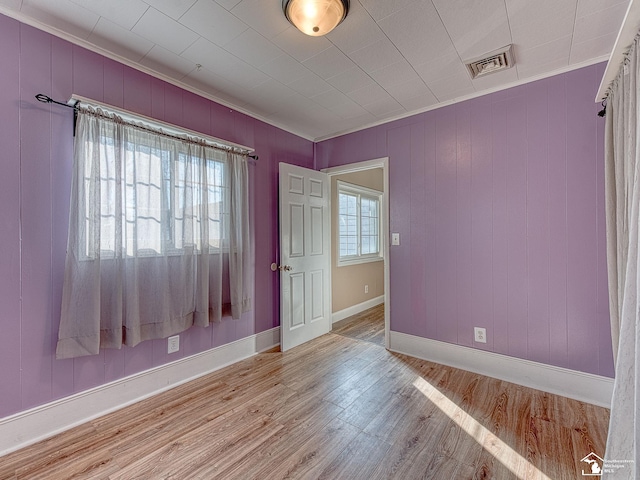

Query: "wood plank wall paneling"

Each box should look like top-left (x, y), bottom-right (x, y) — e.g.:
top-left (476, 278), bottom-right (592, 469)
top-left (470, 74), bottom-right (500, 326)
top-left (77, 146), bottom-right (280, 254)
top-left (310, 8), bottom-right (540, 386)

top-left (423, 115), bottom-right (438, 340)
top-left (0, 13), bottom-right (22, 416)
top-left (505, 94), bottom-right (528, 358)
top-left (387, 126), bottom-right (412, 332)
top-left (0, 14), bottom-right (315, 420)
top-left (434, 106), bottom-right (458, 344)
top-left (20, 26), bottom-right (54, 411)
top-left (470, 97), bottom-right (493, 353)
top-left (565, 67), bottom-right (599, 375)
top-left (547, 73), bottom-right (570, 370)
top-left (0, 327), bottom-right (610, 479)
top-left (526, 80), bottom-right (551, 366)
top-left (455, 103), bottom-right (473, 348)
top-left (315, 62), bottom-right (614, 379)
top-left (103, 58), bottom-right (125, 109)
top-left (410, 122), bottom-right (427, 331)
top-left (491, 99), bottom-right (510, 354)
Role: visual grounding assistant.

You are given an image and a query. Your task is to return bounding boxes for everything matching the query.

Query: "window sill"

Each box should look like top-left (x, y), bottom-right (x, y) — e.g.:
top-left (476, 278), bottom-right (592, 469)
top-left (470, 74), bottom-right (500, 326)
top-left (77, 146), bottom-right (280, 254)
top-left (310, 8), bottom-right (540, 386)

top-left (337, 255), bottom-right (383, 267)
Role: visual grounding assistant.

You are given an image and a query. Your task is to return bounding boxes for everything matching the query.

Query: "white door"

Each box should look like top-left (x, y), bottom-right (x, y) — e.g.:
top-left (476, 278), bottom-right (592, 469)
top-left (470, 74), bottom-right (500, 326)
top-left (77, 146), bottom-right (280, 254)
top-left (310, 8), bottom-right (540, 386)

top-left (279, 162), bottom-right (331, 351)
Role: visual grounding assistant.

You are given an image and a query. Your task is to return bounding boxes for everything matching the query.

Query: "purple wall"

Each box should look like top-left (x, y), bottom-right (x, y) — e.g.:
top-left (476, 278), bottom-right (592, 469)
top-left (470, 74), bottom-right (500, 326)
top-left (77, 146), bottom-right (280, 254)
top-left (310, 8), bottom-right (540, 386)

top-left (0, 15), bottom-right (313, 419)
top-left (317, 62), bottom-right (614, 379)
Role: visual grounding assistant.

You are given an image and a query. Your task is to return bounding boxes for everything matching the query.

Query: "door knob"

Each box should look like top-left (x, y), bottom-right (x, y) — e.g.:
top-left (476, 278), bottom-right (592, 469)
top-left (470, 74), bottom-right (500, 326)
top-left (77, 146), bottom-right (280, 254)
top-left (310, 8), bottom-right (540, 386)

top-left (271, 263), bottom-right (293, 272)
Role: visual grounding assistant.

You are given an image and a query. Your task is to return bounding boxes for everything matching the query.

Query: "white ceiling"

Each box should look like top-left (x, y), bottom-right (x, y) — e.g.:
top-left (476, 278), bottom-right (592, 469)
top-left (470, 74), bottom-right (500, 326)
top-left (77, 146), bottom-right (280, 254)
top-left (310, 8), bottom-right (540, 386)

top-left (0, 0), bottom-right (630, 141)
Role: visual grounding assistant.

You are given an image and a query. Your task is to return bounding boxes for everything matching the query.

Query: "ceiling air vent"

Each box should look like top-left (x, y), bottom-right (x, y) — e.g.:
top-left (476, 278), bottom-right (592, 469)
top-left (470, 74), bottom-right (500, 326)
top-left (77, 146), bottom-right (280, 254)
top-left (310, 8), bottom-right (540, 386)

top-left (465, 45), bottom-right (515, 79)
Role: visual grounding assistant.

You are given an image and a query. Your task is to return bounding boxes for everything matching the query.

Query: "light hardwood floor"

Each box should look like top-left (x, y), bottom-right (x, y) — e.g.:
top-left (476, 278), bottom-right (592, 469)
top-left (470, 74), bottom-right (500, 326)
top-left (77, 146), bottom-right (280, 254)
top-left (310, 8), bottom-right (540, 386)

top-left (332, 304), bottom-right (385, 346)
top-left (0, 309), bottom-right (609, 479)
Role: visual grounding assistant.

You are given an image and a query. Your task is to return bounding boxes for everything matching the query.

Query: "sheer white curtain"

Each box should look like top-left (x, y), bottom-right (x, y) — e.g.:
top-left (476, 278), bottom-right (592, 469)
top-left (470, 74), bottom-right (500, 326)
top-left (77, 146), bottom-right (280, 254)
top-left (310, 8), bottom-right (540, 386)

top-left (604, 34), bottom-right (640, 478)
top-left (56, 107), bottom-right (251, 359)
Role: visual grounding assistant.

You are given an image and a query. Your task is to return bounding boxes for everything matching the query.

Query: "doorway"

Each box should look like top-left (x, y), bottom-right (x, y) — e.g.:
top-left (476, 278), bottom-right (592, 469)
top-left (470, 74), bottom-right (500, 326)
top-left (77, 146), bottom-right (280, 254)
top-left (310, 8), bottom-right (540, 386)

top-left (322, 158), bottom-right (390, 349)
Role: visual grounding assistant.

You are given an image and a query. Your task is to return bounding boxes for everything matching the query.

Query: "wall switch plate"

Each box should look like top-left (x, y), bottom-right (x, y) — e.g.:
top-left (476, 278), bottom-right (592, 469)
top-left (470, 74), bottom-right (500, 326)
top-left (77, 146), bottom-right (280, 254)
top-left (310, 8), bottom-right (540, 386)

top-left (168, 335), bottom-right (180, 354)
top-left (392, 233), bottom-right (400, 245)
top-left (364, 285), bottom-right (369, 294)
top-left (474, 327), bottom-right (487, 343)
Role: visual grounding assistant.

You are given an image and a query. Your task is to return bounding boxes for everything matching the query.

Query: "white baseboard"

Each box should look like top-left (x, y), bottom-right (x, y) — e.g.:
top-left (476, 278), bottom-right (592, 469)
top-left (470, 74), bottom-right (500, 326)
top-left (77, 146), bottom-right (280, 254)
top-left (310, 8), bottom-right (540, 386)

top-left (389, 330), bottom-right (614, 408)
top-left (0, 327), bottom-right (281, 457)
top-left (254, 325), bottom-right (280, 352)
top-left (332, 295), bottom-right (384, 324)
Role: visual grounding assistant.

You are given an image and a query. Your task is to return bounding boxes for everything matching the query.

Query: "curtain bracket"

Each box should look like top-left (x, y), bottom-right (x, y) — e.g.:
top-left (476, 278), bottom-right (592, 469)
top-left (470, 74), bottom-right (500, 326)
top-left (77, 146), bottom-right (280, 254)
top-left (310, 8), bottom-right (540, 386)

top-left (35, 94), bottom-right (80, 135)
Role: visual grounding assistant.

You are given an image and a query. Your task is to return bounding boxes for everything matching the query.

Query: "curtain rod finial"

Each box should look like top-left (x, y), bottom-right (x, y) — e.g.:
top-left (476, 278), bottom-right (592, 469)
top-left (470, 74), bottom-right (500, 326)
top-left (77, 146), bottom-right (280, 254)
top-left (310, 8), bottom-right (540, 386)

top-left (35, 93), bottom-right (51, 103)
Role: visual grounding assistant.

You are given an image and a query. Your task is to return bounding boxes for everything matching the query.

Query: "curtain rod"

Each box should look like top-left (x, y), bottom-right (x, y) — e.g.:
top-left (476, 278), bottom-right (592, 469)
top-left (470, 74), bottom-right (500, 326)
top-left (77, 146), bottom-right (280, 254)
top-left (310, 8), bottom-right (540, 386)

top-left (595, 1), bottom-right (640, 103)
top-left (35, 93), bottom-right (79, 110)
top-left (35, 94), bottom-right (80, 135)
top-left (34, 94), bottom-right (259, 161)
top-left (596, 33), bottom-right (640, 118)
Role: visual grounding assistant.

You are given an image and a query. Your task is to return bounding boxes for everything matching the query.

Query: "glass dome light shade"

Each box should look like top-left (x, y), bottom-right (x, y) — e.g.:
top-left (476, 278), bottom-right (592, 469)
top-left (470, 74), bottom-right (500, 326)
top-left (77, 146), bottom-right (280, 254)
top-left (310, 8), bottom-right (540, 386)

top-left (283, 0), bottom-right (349, 37)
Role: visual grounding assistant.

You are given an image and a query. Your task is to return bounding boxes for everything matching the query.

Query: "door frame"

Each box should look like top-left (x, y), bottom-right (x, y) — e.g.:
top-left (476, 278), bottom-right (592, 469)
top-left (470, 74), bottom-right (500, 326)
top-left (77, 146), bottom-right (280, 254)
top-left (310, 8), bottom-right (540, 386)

top-left (321, 157), bottom-right (390, 349)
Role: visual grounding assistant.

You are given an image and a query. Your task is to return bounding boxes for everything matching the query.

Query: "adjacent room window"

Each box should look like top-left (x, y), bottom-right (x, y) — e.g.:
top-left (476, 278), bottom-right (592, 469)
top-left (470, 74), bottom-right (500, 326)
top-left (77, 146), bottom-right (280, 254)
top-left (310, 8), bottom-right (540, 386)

top-left (56, 104), bottom-right (252, 360)
top-left (337, 180), bottom-right (382, 266)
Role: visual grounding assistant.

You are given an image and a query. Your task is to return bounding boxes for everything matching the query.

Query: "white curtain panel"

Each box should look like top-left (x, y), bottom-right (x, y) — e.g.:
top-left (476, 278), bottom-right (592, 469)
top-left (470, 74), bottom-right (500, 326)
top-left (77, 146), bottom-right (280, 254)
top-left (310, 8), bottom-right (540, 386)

top-left (604, 35), bottom-right (640, 479)
top-left (56, 108), bottom-right (251, 359)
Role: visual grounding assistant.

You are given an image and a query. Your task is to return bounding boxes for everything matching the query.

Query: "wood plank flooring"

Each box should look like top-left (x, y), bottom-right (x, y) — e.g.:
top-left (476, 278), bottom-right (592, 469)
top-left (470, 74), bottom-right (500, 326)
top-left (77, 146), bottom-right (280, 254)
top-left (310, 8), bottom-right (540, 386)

top-left (0, 309), bottom-right (609, 479)
top-left (332, 304), bottom-right (385, 346)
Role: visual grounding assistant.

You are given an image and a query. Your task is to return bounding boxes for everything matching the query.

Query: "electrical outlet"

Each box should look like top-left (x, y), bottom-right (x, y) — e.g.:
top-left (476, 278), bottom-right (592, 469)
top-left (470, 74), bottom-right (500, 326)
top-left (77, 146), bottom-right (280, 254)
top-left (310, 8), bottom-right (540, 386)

top-left (168, 335), bottom-right (180, 354)
top-left (391, 233), bottom-right (400, 245)
top-left (364, 285), bottom-right (369, 294)
top-left (474, 327), bottom-right (487, 343)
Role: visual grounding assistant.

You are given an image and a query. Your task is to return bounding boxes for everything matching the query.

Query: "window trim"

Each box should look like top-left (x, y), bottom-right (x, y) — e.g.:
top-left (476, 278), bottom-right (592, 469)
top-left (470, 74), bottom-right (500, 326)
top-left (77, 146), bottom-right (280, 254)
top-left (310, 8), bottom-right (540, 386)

top-left (336, 180), bottom-right (383, 267)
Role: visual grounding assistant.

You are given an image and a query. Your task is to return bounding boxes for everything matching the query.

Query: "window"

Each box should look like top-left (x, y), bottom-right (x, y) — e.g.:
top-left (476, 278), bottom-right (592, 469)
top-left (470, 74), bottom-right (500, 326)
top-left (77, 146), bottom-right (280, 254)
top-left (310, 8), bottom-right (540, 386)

top-left (84, 130), bottom-right (231, 258)
top-left (57, 104), bottom-right (252, 359)
top-left (337, 180), bottom-right (382, 266)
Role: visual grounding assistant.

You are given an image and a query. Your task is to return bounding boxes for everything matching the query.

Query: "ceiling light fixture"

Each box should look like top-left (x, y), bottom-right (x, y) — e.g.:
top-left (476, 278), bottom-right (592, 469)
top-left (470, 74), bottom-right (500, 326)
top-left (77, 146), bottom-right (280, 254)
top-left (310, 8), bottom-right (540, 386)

top-left (282, 0), bottom-right (349, 37)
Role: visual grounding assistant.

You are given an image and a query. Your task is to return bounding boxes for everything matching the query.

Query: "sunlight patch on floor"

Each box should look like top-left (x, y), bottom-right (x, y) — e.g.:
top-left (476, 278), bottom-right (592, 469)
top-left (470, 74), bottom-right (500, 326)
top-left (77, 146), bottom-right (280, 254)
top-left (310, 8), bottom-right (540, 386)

top-left (413, 376), bottom-right (550, 480)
